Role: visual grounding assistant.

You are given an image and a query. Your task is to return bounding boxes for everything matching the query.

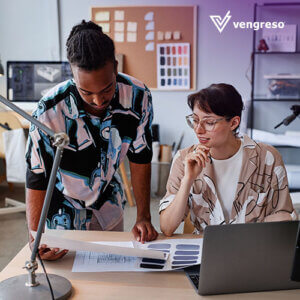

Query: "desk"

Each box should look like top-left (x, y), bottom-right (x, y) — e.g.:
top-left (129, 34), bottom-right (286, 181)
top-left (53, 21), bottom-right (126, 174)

top-left (1, 231), bottom-right (299, 299)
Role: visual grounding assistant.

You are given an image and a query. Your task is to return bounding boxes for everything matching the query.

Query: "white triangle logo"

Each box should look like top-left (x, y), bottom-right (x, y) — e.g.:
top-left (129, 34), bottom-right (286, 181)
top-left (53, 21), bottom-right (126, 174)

top-left (210, 11), bottom-right (232, 33)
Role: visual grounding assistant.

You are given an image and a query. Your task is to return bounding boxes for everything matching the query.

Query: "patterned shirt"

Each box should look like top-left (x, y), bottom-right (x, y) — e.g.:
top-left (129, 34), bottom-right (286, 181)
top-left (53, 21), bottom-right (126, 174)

top-left (159, 135), bottom-right (297, 233)
top-left (26, 73), bottom-right (153, 230)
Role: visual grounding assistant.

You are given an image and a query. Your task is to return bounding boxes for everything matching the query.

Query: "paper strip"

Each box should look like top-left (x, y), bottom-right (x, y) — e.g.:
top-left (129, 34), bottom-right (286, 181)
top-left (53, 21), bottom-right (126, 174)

top-left (33, 231), bottom-right (165, 259)
top-left (127, 32), bottom-right (137, 42)
top-left (115, 22), bottom-right (124, 32)
top-left (114, 32), bottom-right (124, 42)
top-left (157, 31), bottom-right (164, 41)
top-left (145, 21), bottom-right (154, 31)
top-left (127, 22), bottom-right (137, 32)
top-left (145, 42), bottom-right (154, 51)
top-left (114, 10), bottom-right (124, 21)
top-left (173, 31), bottom-right (181, 40)
top-left (144, 12), bottom-right (154, 21)
top-left (97, 23), bottom-right (110, 33)
top-left (145, 31), bottom-right (154, 41)
top-left (95, 11), bottom-right (110, 22)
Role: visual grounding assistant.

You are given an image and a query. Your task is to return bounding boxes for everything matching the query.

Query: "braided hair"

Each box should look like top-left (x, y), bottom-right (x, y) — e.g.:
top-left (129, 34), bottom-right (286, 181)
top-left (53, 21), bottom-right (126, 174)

top-left (66, 20), bottom-right (115, 70)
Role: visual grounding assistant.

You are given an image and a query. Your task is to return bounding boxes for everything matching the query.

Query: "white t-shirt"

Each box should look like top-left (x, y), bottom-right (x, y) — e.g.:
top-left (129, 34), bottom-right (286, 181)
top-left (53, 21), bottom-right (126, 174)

top-left (211, 139), bottom-right (243, 223)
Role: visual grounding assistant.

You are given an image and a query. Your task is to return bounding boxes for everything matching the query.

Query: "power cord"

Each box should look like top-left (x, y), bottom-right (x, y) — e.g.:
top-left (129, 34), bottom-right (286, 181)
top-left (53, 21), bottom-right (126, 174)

top-left (37, 252), bottom-right (55, 300)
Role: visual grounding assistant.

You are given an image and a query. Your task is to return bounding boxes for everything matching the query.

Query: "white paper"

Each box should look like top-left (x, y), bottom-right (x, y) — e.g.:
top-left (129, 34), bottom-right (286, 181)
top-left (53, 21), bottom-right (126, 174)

top-left (114, 32), bottom-right (124, 42)
top-left (127, 32), bottom-right (137, 42)
top-left (145, 42), bottom-right (154, 51)
top-left (95, 11), bottom-right (110, 22)
top-left (127, 22), bottom-right (137, 32)
top-left (145, 31), bottom-right (154, 41)
top-left (165, 31), bottom-right (172, 40)
top-left (157, 31), bottom-right (164, 41)
top-left (72, 238), bottom-right (203, 273)
top-left (33, 231), bottom-right (165, 259)
top-left (73, 241), bottom-right (139, 272)
top-left (114, 22), bottom-right (124, 32)
top-left (114, 10), bottom-right (124, 21)
top-left (97, 23), bottom-right (110, 33)
top-left (145, 21), bottom-right (154, 31)
top-left (144, 12), bottom-right (154, 21)
top-left (173, 31), bottom-right (181, 40)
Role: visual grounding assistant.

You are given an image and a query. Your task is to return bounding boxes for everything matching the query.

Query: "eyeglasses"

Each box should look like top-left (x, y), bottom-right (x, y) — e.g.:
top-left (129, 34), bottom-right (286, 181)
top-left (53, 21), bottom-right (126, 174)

top-left (185, 114), bottom-right (225, 132)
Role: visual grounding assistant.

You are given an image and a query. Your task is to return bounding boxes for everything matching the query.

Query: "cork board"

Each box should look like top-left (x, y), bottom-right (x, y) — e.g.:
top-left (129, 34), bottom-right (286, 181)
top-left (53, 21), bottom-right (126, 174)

top-left (91, 6), bottom-right (197, 90)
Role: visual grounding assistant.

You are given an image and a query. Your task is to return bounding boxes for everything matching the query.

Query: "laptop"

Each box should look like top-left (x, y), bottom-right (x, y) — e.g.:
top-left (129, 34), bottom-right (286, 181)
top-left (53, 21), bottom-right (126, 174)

top-left (185, 221), bottom-right (300, 295)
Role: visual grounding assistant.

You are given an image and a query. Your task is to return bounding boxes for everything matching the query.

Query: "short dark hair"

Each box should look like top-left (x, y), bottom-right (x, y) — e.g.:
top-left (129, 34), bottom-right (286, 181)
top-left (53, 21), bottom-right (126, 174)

top-left (187, 83), bottom-right (244, 132)
top-left (188, 82), bottom-right (244, 116)
top-left (66, 20), bottom-right (115, 70)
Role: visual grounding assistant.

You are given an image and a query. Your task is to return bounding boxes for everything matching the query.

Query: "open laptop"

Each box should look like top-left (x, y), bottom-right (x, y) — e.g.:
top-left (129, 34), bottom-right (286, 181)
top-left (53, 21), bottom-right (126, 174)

top-left (185, 221), bottom-right (300, 295)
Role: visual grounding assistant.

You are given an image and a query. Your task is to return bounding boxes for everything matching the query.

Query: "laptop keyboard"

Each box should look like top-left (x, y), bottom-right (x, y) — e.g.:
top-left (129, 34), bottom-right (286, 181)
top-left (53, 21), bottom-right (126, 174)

top-left (189, 274), bottom-right (200, 288)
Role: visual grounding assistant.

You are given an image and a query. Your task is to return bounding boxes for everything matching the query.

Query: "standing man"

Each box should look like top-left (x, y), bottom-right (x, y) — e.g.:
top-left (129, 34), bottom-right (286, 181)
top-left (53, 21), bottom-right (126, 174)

top-left (26, 20), bottom-right (158, 260)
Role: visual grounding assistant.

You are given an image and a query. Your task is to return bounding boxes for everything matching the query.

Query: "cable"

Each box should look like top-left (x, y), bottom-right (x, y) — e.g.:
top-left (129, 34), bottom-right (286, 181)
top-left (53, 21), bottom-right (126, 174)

top-left (37, 252), bottom-right (55, 300)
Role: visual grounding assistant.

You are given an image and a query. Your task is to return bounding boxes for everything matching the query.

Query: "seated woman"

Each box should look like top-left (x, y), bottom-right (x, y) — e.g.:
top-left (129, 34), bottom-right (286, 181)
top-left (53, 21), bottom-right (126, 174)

top-left (160, 83), bottom-right (297, 236)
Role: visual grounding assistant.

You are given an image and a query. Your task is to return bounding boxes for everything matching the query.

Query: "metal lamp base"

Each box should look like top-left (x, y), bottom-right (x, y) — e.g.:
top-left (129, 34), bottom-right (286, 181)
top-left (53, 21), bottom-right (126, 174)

top-left (0, 273), bottom-right (72, 300)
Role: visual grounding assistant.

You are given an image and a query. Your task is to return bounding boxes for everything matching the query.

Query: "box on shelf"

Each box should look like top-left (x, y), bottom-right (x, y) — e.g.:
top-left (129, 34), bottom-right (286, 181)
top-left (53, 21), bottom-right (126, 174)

top-left (264, 74), bottom-right (300, 98)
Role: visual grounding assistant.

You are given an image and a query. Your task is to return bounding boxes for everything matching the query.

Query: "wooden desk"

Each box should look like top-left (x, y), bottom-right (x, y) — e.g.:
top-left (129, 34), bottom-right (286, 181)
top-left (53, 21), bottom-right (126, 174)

top-left (1, 231), bottom-right (300, 299)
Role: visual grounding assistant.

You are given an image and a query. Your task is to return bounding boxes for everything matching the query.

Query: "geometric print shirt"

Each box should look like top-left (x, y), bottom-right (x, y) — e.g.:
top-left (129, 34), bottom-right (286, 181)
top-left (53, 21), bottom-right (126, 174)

top-left (25, 73), bottom-right (153, 230)
top-left (159, 135), bottom-right (297, 233)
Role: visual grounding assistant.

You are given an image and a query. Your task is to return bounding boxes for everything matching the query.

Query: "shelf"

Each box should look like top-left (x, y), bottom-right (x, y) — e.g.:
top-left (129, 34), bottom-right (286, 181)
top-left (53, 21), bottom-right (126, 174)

top-left (252, 98), bottom-right (300, 102)
top-left (254, 52), bottom-right (300, 55)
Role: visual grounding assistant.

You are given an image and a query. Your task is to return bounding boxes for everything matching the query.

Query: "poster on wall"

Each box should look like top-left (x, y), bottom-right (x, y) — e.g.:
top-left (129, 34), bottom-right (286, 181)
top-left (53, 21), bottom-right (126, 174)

top-left (157, 43), bottom-right (190, 90)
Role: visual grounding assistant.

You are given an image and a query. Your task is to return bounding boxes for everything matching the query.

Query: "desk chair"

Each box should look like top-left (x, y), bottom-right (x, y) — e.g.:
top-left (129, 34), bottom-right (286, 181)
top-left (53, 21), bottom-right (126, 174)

top-left (0, 111), bottom-right (26, 215)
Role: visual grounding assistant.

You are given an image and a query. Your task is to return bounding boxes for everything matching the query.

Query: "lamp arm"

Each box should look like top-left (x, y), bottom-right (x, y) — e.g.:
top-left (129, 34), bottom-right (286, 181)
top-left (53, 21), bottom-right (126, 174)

top-left (0, 94), bottom-right (69, 287)
top-left (30, 146), bottom-right (64, 261)
top-left (0, 95), bottom-right (55, 137)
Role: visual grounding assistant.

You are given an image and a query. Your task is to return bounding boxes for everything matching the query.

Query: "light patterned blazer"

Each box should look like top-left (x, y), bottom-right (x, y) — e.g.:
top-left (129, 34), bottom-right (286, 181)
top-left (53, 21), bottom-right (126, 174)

top-left (159, 135), bottom-right (298, 233)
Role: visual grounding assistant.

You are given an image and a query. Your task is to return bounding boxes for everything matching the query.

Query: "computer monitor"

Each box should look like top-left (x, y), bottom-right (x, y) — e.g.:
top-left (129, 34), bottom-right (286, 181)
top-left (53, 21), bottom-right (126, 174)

top-left (7, 61), bottom-right (72, 102)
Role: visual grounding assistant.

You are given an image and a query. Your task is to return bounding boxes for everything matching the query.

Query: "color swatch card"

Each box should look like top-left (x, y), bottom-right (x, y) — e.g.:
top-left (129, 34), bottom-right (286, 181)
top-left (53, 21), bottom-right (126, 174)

top-left (133, 238), bottom-right (202, 271)
top-left (157, 43), bottom-right (190, 90)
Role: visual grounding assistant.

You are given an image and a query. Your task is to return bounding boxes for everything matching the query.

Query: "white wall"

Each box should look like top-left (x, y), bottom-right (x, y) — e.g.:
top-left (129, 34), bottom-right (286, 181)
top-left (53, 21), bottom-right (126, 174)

top-left (0, 0), bottom-right (288, 147)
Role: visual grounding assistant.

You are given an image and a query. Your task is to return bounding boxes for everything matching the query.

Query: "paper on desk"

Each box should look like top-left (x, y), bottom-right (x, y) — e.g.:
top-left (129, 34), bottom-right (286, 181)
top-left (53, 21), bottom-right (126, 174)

top-left (72, 238), bottom-right (203, 272)
top-left (32, 231), bottom-right (165, 260)
top-left (72, 241), bottom-right (139, 272)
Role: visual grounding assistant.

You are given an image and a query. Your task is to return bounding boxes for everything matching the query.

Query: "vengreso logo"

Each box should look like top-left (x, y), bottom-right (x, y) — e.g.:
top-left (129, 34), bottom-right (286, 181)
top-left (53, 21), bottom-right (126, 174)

top-left (210, 11), bottom-right (285, 33)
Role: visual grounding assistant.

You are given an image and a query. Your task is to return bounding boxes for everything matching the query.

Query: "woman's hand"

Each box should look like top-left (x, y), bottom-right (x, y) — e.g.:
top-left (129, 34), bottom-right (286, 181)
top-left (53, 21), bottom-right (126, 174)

top-left (184, 145), bottom-right (210, 183)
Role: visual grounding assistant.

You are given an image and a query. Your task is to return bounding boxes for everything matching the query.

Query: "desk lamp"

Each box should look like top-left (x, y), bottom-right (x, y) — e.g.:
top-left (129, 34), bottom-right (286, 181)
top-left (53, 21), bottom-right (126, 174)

top-left (0, 95), bottom-right (72, 299)
top-left (274, 105), bottom-right (300, 282)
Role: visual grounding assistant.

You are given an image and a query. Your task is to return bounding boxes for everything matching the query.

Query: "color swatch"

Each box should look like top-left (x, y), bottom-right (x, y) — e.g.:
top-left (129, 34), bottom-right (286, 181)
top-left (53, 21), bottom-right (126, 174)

top-left (157, 43), bottom-right (190, 89)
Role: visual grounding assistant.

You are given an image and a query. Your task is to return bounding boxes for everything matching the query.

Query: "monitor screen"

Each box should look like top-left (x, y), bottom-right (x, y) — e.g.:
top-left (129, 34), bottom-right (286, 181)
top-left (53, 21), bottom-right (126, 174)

top-left (7, 61), bottom-right (73, 102)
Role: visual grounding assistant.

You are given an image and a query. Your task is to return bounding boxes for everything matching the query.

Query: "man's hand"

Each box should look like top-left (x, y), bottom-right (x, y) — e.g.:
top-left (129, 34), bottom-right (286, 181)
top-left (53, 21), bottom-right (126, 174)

top-left (29, 236), bottom-right (68, 261)
top-left (38, 244), bottom-right (68, 261)
top-left (39, 244), bottom-right (68, 260)
top-left (132, 218), bottom-right (158, 243)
